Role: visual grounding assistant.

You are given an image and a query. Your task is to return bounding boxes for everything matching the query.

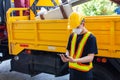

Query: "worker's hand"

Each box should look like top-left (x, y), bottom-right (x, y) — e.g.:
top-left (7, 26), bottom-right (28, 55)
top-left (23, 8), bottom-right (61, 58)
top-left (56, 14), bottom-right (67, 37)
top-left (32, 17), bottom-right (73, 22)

top-left (60, 54), bottom-right (69, 62)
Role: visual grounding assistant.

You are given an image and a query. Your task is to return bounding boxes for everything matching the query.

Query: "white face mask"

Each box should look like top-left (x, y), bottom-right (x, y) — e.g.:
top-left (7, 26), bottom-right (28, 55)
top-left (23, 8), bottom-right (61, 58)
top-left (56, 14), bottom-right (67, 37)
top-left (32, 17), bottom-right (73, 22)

top-left (73, 28), bottom-right (83, 34)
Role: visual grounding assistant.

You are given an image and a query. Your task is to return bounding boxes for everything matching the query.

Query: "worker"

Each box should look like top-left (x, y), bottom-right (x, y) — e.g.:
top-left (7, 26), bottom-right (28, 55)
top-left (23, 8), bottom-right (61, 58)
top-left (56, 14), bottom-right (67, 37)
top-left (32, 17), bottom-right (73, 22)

top-left (14, 0), bottom-right (30, 16)
top-left (60, 12), bottom-right (98, 80)
top-left (0, 0), bottom-right (11, 25)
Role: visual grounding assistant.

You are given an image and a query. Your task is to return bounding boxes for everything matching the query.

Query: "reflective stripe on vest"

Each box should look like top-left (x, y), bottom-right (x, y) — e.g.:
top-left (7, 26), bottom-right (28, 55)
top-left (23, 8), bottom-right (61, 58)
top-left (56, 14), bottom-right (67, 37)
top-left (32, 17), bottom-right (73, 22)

top-left (69, 32), bottom-right (93, 72)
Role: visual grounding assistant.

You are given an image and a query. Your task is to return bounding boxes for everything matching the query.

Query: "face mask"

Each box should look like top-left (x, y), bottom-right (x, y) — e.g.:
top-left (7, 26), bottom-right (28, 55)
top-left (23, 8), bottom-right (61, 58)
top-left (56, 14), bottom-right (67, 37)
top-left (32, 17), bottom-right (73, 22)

top-left (73, 28), bottom-right (83, 34)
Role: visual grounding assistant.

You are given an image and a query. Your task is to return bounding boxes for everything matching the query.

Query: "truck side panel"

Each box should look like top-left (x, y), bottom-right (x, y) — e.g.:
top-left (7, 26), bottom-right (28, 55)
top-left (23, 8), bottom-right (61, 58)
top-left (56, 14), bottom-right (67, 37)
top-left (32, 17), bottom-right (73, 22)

top-left (9, 20), bottom-right (69, 55)
top-left (85, 16), bottom-right (120, 58)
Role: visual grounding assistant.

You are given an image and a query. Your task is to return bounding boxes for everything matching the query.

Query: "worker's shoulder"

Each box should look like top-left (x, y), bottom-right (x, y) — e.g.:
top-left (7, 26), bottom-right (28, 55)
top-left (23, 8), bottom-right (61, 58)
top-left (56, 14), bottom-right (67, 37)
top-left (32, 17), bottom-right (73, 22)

top-left (69, 33), bottom-right (74, 37)
top-left (88, 33), bottom-right (96, 40)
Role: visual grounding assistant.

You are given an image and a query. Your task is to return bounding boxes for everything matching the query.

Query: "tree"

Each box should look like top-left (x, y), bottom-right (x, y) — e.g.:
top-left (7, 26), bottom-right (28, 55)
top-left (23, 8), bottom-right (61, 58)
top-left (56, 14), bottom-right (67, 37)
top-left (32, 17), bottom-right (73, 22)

top-left (73, 0), bottom-right (117, 16)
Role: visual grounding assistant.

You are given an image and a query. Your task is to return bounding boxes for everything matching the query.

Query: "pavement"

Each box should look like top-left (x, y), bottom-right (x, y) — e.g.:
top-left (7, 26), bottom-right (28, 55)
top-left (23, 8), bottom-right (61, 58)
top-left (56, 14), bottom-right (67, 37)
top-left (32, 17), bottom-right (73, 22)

top-left (0, 60), bottom-right (69, 80)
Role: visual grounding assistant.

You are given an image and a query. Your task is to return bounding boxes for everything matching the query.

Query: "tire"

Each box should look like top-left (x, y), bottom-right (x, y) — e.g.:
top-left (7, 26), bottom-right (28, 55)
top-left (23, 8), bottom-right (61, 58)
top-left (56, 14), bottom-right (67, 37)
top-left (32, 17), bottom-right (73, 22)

top-left (59, 62), bottom-right (69, 75)
top-left (109, 59), bottom-right (120, 72)
top-left (93, 64), bottom-right (115, 80)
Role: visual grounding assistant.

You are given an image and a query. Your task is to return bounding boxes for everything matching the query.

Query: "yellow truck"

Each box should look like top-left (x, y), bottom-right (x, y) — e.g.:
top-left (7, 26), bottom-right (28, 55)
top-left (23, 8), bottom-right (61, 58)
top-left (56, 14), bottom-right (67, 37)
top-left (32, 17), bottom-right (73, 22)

top-left (3, 0), bottom-right (120, 80)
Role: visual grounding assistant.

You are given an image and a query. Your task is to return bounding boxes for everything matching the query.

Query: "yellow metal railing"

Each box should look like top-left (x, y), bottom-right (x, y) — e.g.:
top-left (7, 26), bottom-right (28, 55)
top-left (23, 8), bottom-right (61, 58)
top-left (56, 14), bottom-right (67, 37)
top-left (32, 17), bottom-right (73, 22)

top-left (7, 8), bottom-right (29, 22)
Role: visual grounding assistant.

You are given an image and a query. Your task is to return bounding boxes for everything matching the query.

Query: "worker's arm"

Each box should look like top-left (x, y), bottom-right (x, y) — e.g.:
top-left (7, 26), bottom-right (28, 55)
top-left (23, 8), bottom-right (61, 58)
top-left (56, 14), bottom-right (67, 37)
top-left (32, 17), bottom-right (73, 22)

top-left (68, 53), bottom-right (95, 63)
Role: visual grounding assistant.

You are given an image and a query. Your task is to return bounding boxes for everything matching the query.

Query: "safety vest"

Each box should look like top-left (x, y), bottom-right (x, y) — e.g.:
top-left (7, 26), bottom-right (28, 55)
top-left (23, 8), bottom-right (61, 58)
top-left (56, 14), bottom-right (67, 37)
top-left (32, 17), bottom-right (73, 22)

top-left (69, 32), bottom-right (93, 72)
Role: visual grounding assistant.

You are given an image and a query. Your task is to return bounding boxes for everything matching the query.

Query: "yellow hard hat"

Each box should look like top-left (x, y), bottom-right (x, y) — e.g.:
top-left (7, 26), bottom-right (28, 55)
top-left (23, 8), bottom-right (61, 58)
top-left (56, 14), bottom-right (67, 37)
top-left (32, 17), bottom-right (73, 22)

top-left (68, 12), bottom-right (85, 29)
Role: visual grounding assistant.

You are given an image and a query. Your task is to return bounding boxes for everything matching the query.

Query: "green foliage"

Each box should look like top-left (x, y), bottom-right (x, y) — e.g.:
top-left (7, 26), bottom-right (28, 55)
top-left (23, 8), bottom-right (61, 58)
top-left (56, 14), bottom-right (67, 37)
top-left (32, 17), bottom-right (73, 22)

top-left (74, 0), bottom-right (117, 16)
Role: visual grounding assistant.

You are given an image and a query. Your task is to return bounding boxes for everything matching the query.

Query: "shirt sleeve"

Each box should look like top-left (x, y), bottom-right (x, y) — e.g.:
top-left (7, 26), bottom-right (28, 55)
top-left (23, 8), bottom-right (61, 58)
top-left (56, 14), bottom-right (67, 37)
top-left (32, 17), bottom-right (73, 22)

top-left (66, 34), bottom-right (73, 51)
top-left (87, 35), bottom-right (98, 54)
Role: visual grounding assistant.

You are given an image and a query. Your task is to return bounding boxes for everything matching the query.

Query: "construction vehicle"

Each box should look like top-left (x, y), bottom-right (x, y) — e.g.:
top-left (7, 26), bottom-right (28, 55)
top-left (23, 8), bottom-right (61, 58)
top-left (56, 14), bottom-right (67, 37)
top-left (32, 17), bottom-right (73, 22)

top-left (0, 0), bottom-right (120, 80)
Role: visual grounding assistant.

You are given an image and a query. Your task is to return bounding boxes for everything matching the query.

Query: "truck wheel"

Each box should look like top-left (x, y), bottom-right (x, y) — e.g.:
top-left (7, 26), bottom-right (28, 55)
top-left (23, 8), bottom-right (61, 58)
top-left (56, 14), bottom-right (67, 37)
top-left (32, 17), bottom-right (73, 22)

top-left (109, 59), bottom-right (120, 72)
top-left (59, 62), bottom-right (69, 74)
top-left (93, 64), bottom-right (114, 80)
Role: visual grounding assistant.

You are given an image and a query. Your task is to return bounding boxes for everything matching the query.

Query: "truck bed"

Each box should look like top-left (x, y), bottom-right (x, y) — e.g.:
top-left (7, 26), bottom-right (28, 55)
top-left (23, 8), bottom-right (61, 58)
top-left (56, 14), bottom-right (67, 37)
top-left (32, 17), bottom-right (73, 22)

top-left (7, 15), bottom-right (120, 58)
